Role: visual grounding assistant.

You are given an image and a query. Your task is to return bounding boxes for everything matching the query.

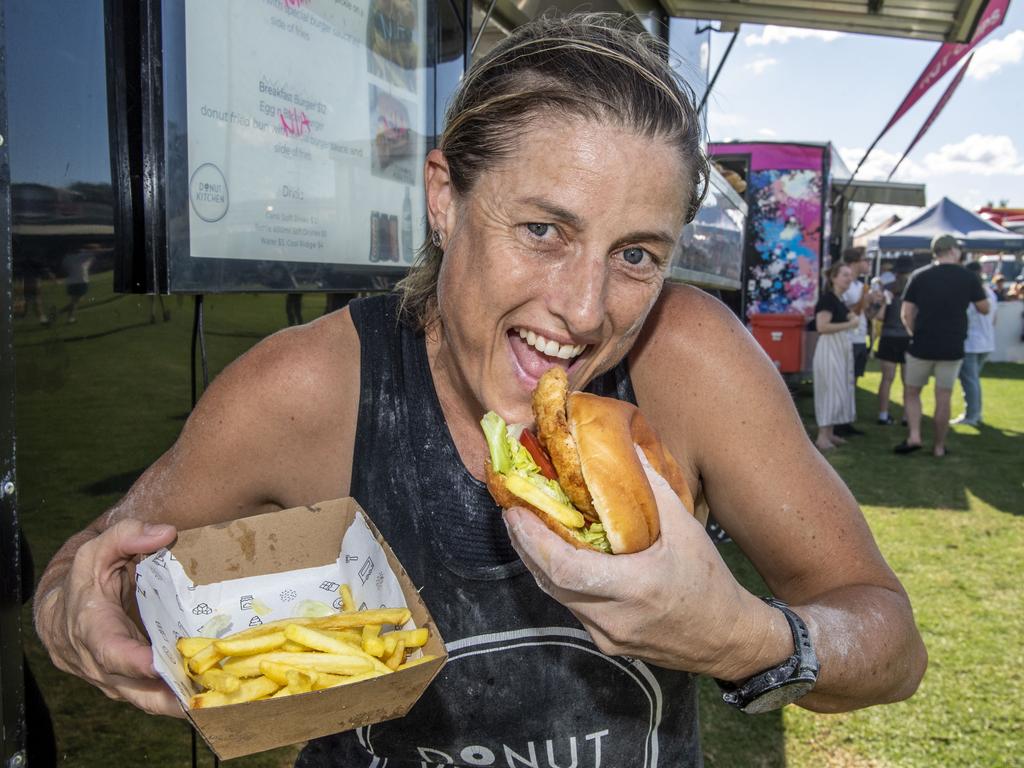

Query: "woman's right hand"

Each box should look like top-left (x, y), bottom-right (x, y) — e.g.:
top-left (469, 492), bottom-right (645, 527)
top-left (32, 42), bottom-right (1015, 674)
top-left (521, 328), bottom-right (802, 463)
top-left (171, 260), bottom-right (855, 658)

top-left (35, 519), bottom-right (184, 718)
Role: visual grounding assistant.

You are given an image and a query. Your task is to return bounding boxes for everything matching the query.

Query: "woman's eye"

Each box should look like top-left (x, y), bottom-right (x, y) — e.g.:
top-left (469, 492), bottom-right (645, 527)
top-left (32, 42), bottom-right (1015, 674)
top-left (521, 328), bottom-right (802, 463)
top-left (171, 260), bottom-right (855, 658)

top-left (623, 247), bottom-right (647, 265)
top-left (526, 223), bottom-right (550, 238)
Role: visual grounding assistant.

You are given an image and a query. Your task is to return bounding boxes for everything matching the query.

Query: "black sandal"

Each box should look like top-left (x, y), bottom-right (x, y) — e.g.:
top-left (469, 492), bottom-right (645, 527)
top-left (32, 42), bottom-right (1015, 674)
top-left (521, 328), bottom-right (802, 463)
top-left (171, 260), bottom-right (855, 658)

top-left (893, 441), bottom-right (922, 454)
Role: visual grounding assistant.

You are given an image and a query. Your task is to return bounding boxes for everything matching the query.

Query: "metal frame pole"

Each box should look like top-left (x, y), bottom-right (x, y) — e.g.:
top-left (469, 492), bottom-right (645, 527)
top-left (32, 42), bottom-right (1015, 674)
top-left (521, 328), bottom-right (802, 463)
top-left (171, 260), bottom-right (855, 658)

top-left (0, 0), bottom-right (27, 762)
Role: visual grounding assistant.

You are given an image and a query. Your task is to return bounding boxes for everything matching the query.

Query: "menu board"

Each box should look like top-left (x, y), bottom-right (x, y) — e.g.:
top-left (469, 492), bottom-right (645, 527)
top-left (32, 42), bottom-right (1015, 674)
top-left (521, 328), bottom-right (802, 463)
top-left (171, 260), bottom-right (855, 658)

top-left (183, 0), bottom-right (427, 271)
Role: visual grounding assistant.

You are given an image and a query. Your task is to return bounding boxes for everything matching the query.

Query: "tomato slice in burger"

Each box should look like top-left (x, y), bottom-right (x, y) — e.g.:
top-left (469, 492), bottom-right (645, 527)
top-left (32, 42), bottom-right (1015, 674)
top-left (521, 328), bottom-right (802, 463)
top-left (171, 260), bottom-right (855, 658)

top-left (519, 429), bottom-right (558, 481)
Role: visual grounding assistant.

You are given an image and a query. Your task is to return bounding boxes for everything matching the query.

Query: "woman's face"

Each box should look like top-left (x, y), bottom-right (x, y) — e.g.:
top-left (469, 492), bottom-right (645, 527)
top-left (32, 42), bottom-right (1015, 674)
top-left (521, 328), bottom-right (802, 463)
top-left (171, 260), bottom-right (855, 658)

top-left (429, 119), bottom-right (691, 425)
top-left (832, 265), bottom-right (854, 293)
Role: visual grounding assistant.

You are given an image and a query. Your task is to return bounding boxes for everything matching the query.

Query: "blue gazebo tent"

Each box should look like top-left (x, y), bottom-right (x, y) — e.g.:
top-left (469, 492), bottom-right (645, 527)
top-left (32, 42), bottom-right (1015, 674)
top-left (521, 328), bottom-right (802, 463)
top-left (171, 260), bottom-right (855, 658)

top-left (878, 197), bottom-right (1024, 252)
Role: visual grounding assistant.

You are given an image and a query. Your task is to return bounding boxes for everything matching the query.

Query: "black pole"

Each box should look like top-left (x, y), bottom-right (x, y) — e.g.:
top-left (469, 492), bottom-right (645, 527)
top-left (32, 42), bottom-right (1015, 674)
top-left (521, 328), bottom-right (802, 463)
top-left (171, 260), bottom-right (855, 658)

top-left (852, 141), bottom-right (915, 233)
top-left (471, 0), bottom-right (497, 55)
top-left (837, 128), bottom-right (888, 202)
top-left (697, 31), bottom-right (737, 116)
top-left (463, 0), bottom-right (473, 71)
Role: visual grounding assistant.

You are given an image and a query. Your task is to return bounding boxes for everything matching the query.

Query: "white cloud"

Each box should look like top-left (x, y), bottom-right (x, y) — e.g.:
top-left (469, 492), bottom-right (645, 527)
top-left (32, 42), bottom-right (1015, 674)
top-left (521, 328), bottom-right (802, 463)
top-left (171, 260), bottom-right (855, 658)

top-left (840, 137), bottom-right (1024, 181)
top-left (757, 128), bottom-right (778, 137)
top-left (709, 110), bottom-right (746, 128)
top-left (745, 57), bottom-right (777, 75)
top-left (838, 146), bottom-right (927, 182)
top-left (923, 134), bottom-right (1024, 176)
top-left (744, 25), bottom-right (844, 46)
top-left (968, 29), bottom-right (1024, 80)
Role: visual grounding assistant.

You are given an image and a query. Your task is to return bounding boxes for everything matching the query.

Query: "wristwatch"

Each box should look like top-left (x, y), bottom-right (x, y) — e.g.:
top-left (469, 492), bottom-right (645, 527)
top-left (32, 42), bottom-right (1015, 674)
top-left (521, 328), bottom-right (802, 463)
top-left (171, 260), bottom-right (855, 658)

top-left (715, 597), bottom-right (819, 714)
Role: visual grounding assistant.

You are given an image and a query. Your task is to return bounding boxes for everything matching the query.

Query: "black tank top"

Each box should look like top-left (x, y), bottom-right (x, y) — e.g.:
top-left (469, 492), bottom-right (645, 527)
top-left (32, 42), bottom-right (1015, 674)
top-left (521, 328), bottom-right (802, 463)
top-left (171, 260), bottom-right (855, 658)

top-left (296, 294), bottom-right (702, 768)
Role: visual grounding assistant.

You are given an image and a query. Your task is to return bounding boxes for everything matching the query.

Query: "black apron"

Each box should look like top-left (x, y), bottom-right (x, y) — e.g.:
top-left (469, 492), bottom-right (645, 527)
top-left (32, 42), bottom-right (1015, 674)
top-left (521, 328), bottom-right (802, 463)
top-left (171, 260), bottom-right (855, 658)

top-left (296, 294), bottom-right (702, 767)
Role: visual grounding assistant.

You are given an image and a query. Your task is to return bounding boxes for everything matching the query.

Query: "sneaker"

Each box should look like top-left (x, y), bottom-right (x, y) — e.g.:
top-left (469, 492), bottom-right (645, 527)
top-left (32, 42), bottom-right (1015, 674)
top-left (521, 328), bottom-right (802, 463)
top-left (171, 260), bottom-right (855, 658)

top-left (950, 415), bottom-right (979, 426)
top-left (877, 415), bottom-right (894, 425)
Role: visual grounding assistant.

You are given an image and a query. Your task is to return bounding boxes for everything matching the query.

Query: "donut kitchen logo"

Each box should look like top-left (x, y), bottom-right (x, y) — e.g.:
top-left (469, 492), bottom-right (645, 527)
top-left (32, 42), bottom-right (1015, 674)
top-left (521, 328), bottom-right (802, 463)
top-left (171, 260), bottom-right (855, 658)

top-left (359, 628), bottom-right (664, 767)
top-left (416, 730), bottom-right (609, 767)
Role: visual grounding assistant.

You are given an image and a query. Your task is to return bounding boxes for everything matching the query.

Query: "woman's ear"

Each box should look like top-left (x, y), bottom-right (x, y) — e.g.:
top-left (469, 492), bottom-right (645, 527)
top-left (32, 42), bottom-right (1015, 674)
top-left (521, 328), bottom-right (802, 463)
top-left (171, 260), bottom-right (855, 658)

top-left (424, 149), bottom-right (456, 241)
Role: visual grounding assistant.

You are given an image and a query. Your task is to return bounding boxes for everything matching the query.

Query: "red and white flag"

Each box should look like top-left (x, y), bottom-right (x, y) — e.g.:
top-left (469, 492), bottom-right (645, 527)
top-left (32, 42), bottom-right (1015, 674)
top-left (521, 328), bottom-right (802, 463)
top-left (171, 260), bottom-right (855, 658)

top-left (881, 0), bottom-right (1008, 137)
top-left (893, 53), bottom-right (974, 173)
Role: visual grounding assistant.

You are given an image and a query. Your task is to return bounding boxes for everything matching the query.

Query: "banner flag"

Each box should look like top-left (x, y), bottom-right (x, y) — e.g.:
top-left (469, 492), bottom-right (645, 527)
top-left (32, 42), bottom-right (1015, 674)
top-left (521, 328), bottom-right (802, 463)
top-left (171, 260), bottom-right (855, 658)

top-left (895, 53), bottom-right (974, 174)
top-left (852, 52), bottom-right (975, 232)
top-left (880, 0), bottom-right (1007, 137)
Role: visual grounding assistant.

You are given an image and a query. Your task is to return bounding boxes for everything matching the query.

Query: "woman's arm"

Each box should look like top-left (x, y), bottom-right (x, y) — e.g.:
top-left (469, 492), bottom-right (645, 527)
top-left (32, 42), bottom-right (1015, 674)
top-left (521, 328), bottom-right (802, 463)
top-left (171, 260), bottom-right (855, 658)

top-left (816, 309), bottom-right (859, 335)
top-left (637, 287), bottom-right (926, 708)
top-left (505, 285), bottom-right (926, 712)
top-left (34, 311), bottom-right (361, 715)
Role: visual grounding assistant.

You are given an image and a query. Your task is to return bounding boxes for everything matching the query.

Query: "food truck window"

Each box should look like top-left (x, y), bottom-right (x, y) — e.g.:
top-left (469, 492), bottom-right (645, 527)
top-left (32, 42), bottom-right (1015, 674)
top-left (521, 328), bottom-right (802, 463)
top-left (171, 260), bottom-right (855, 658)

top-left (711, 157), bottom-right (750, 193)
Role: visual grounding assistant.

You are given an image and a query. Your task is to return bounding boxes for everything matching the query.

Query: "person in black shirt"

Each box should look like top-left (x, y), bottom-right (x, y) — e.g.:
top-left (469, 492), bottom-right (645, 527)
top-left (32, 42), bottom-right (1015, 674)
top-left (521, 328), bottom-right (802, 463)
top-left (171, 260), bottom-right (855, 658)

top-left (896, 234), bottom-right (990, 457)
top-left (813, 262), bottom-right (861, 451)
top-left (874, 256), bottom-right (914, 425)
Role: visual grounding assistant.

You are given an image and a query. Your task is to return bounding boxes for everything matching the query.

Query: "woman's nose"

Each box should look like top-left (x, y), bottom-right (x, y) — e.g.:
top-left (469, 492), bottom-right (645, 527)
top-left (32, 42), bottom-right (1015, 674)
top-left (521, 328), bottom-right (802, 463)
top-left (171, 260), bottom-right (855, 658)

top-left (548, 253), bottom-right (608, 337)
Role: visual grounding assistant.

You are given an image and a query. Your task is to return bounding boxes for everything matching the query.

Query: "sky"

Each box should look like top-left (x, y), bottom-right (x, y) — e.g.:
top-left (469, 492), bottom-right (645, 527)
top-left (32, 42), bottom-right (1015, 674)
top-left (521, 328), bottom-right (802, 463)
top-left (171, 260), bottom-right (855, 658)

top-left (703, 1), bottom-right (1024, 233)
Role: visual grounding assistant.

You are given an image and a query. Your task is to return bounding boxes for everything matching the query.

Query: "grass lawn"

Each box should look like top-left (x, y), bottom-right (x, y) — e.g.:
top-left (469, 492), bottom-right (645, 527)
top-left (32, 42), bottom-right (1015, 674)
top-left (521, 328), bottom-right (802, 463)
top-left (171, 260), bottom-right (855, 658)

top-left (700, 360), bottom-right (1024, 768)
top-left (12, 272), bottom-right (1024, 766)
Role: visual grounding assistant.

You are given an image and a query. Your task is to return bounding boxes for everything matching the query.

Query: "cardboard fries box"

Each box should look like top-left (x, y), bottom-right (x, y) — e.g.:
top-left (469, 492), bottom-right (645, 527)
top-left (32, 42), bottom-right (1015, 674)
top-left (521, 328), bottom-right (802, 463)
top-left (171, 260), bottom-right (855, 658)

top-left (135, 498), bottom-right (446, 760)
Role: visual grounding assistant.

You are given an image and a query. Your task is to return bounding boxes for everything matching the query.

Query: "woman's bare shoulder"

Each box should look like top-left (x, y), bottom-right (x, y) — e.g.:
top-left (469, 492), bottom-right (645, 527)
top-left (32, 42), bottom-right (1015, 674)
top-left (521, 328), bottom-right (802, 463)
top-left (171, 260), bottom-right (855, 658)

top-left (217, 307), bottom-right (361, 409)
top-left (629, 283), bottom-right (794, 462)
top-left (174, 308), bottom-right (363, 507)
top-left (632, 283), bottom-right (767, 385)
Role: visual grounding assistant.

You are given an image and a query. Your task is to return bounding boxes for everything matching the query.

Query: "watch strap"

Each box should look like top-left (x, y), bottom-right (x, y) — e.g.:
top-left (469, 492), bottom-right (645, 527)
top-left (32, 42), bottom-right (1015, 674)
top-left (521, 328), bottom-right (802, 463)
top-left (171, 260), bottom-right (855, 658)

top-left (764, 597), bottom-right (818, 679)
top-left (716, 597), bottom-right (819, 711)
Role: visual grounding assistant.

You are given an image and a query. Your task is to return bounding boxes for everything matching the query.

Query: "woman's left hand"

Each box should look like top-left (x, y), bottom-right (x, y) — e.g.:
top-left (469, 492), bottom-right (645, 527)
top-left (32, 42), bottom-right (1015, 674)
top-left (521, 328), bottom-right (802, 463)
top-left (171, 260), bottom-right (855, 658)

top-left (503, 447), bottom-right (778, 680)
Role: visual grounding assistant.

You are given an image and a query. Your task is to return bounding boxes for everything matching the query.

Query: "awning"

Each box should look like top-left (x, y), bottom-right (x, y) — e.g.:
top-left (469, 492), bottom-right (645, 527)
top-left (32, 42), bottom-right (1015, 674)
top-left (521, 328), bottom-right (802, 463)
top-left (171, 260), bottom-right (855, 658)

top-left (658, 0), bottom-right (991, 42)
top-left (878, 196), bottom-right (1024, 251)
top-left (832, 179), bottom-right (927, 206)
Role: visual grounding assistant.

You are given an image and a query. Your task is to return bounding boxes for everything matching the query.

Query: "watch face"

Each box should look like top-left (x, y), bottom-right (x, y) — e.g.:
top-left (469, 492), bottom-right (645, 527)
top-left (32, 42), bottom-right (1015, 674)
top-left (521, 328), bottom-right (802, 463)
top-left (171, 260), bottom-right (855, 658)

top-left (742, 680), bottom-right (815, 715)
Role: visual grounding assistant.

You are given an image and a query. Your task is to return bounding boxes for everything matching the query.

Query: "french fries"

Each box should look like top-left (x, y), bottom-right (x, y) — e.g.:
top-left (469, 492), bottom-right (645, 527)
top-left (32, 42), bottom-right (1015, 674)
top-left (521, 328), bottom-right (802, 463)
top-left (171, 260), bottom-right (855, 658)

top-left (191, 675), bottom-right (280, 709)
top-left (339, 584), bottom-right (356, 612)
top-left (214, 631), bottom-right (287, 657)
top-left (174, 589), bottom-right (436, 709)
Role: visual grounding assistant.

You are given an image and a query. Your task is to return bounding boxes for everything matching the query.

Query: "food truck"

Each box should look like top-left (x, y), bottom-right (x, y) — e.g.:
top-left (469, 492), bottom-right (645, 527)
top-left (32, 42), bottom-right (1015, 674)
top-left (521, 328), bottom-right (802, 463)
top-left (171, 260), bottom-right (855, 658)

top-left (1, 4), bottom-right (742, 762)
top-left (707, 140), bottom-right (924, 374)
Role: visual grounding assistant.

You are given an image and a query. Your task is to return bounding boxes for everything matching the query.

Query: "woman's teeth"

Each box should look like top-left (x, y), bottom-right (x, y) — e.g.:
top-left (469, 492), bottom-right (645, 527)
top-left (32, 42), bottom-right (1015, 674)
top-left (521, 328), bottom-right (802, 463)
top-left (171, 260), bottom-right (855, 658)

top-left (516, 328), bottom-right (585, 360)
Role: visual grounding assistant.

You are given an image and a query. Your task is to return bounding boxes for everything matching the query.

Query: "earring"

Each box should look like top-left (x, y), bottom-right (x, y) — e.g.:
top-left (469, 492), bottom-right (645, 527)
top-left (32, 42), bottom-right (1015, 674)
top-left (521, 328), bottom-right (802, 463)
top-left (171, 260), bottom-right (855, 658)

top-left (430, 229), bottom-right (443, 249)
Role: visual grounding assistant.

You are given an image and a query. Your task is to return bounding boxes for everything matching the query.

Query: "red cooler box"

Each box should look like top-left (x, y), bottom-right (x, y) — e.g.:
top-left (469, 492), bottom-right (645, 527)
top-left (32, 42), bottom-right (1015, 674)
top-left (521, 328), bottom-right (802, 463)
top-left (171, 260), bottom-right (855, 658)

top-left (749, 313), bottom-right (806, 373)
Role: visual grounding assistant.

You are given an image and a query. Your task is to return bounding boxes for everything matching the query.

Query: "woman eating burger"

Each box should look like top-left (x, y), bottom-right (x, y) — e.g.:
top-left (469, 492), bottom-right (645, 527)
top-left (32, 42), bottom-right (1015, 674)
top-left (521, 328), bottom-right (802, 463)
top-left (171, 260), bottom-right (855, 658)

top-left (34, 13), bottom-right (926, 766)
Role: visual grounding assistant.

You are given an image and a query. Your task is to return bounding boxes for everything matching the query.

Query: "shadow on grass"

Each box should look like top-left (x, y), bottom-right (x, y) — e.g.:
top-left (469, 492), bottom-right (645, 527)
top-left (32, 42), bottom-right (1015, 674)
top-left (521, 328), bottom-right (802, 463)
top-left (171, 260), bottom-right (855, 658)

top-left (80, 469), bottom-right (145, 496)
top-left (979, 363), bottom-right (1024, 380)
top-left (792, 363), bottom-right (1023, 517)
top-left (18, 320), bottom-right (155, 347)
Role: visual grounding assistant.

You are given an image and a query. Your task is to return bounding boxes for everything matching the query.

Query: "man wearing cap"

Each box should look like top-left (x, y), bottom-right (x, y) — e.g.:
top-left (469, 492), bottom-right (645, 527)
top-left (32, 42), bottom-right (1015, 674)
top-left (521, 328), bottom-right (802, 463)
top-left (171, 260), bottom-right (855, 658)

top-left (896, 234), bottom-right (990, 457)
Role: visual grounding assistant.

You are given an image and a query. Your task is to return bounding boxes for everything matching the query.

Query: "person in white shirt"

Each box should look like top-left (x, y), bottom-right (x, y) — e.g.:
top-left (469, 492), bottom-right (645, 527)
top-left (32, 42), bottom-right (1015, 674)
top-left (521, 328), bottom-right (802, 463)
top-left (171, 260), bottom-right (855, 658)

top-left (837, 247), bottom-right (879, 436)
top-left (61, 244), bottom-right (100, 324)
top-left (953, 261), bottom-right (998, 426)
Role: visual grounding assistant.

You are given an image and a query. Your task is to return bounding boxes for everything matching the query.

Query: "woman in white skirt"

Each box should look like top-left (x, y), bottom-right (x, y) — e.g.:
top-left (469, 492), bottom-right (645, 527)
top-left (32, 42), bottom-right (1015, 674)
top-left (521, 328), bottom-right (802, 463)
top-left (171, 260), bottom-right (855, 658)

top-left (813, 262), bottom-right (861, 451)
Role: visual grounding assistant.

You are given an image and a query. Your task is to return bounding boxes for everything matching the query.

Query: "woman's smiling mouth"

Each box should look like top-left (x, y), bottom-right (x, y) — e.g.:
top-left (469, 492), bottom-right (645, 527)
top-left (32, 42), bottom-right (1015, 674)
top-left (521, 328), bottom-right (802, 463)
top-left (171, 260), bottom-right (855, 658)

top-left (514, 327), bottom-right (586, 360)
top-left (507, 327), bottom-right (588, 385)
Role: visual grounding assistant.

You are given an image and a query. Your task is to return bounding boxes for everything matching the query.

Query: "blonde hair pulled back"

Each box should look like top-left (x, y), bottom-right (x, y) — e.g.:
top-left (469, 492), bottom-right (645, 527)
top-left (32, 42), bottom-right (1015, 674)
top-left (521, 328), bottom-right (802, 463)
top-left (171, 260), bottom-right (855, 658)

top-left (397, 12), bottom-right (710, 329)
